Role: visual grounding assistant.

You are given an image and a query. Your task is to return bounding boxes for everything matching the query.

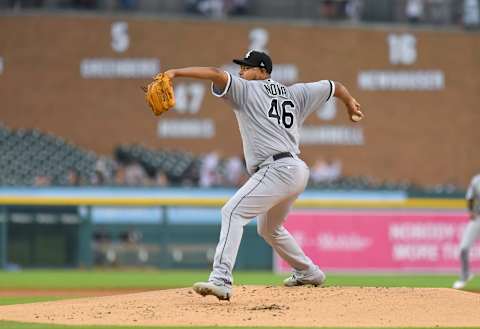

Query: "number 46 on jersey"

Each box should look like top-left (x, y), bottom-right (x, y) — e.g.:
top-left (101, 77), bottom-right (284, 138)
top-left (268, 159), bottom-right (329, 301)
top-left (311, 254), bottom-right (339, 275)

top-left (268, 99), bottom-right (295, 129)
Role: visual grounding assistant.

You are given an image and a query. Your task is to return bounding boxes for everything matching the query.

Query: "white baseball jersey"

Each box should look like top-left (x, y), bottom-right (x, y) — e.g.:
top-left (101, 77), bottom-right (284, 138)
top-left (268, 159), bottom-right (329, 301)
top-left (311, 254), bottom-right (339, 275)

top-left (466, 174), bottom-right (480, 216)
top-left (212, 73), bottom-right (334, 173)
top-left (460, 174), bottom-right (480, 250)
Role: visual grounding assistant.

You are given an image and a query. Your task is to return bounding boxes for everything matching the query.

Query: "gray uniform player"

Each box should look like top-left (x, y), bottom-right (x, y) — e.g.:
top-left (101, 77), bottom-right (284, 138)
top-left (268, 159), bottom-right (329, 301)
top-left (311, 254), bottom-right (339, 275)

top-left (164, 50), bottom-right (363, 300)
top-left (453, 173), bottom-right (480, 289)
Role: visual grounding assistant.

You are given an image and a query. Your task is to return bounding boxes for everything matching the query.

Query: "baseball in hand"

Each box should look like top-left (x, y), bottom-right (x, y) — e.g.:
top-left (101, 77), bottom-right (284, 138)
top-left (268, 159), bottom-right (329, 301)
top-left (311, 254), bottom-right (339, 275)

top-left (351, 112), bottom-right (364, 122)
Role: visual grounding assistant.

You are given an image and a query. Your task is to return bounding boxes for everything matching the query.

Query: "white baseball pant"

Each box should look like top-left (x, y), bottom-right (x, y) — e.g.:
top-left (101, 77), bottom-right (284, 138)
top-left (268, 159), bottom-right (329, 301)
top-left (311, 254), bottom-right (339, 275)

top-left (208, 157), bottom-right (315, 285)
top-left (460, 217), bottom-right (480, 250)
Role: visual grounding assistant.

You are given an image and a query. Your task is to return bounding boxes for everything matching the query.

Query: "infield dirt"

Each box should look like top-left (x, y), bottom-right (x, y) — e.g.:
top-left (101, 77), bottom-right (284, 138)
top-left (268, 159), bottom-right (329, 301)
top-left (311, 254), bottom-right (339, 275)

top-left (0, 286), bottom-right (479, 327)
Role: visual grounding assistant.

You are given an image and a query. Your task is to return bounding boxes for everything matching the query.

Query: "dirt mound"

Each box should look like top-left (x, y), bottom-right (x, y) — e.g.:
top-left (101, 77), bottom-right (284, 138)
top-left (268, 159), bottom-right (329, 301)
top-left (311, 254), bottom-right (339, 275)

top-left (1, 286), bottom-right (479, 327)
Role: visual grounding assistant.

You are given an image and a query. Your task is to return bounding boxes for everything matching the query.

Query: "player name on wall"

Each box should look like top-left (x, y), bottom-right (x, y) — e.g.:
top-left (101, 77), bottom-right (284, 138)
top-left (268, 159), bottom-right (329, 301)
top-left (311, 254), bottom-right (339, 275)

top-left (358, 33), bottom-right (445, 91)
top-left (80, 22), bottom-right (159, 78)
top-left (276, 211), bottom-right (480, 272)
top-left (300, 125), bottom-right (364, 145)
top-left (80, 58), bottom-right (159, 78)
top-left (157, 119), bottom-right (215, 139)
top-left (358, 70), bottom-right (444, 91)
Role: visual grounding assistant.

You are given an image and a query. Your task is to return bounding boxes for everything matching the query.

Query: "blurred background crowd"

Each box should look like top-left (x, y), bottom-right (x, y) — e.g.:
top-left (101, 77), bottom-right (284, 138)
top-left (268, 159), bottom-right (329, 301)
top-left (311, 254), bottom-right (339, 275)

top-left (0, 123), bottom-right (461, 195)
top-left (2, 0), bottom-right (479, 29)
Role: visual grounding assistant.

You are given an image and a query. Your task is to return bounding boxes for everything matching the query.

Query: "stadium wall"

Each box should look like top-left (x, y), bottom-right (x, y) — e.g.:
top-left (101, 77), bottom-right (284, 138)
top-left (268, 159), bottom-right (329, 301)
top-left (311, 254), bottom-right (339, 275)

top-left (0, 15), bottom-right (479, 186)
top-left (0, 187), bottom-right (471, 272)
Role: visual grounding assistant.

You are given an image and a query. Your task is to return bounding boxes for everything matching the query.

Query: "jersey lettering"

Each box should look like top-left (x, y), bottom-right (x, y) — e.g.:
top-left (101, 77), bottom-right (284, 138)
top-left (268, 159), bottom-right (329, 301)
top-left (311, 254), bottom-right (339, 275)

top-left (263, 83), bottom-right (288, 98)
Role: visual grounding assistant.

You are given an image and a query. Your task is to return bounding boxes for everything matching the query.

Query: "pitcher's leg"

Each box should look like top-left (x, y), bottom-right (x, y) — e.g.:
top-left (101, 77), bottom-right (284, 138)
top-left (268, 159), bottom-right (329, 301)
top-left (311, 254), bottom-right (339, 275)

top-left (208, 202), bottom-right (249, 285)
top-left (453, 219), bottom-right (480, 288)
top-left (459, 219), bottom-right (480, 279)
top-left (257, 196), bottom-right (315, 271)
top-left (208, 167), bottom-right (283, 285)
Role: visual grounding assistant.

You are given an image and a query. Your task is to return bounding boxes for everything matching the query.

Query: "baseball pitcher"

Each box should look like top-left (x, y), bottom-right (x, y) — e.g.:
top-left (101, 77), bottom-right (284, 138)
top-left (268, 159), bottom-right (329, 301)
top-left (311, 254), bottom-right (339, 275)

top-left (453, 173), bottom-right (480, 289)
top-left (161, 50), bottom-right (363, 300)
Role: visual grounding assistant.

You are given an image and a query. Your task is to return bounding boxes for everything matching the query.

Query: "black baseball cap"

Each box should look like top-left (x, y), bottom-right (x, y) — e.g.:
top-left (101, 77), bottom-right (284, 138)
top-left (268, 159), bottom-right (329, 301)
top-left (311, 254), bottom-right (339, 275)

top-left (233, 50), bottom-right (272, 74)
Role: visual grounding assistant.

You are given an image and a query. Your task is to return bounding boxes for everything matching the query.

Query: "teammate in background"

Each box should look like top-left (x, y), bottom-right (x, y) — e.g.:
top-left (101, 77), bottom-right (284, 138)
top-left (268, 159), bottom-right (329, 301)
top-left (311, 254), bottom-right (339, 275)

top-left (164, 50), bottom-right (363, 300)
top-left (453, 173), bottom-right (480, 289)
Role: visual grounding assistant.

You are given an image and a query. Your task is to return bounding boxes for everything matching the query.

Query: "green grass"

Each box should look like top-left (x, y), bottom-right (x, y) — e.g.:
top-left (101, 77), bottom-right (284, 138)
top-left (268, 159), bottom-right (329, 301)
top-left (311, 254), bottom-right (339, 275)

top-left (0, 269), bottom-right (284, 289)
top-left (0, 269), bottom-right (477, 290)
top-left (0, 296), bottom-right (63, 305)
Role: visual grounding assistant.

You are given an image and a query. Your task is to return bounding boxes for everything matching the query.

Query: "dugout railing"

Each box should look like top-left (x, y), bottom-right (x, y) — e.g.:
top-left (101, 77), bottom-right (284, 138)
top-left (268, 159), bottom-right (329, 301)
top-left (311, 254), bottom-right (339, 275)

top-left (0, 187), bottom-right (465, 270)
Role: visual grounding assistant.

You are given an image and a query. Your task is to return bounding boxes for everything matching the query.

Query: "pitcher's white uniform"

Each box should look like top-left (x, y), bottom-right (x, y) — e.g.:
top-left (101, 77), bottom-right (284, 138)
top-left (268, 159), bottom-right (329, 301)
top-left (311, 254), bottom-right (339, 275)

top-left (461, 175), bottom-right (480, 249)
top-left (453, 174), bottom-right (480, 289)
top-left (208, 73), bottom-right (334, 286)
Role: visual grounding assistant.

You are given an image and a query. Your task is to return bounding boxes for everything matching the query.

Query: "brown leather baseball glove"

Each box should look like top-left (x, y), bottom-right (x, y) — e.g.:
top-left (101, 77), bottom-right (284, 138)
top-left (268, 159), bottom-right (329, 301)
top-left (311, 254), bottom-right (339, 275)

top-left (142, 73), bottom-right (175, 116)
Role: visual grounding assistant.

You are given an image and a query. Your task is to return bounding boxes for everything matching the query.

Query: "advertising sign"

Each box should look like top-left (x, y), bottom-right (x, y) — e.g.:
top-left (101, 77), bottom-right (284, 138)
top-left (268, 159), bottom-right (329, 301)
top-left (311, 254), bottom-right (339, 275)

top-left (275, 211), bottom-right (480, 272)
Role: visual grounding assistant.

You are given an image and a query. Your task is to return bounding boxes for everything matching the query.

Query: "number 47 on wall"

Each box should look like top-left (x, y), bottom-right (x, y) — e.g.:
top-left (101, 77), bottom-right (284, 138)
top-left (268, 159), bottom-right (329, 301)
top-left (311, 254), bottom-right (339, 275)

top-left (173, 83), bottom-right (206, 114)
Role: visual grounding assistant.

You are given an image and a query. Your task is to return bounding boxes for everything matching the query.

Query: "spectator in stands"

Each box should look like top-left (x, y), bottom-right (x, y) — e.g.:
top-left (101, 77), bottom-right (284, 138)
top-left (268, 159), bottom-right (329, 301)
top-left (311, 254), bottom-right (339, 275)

top-left (114, 164), bottom-right (127, 186)
top-left (186, 0), bottom-right (224, 17)
top-left (34, 174), bottom-right (51, 187)
top-left (91, 170), bottom-right (106, 185)
top-left (112, 160), bottom-right (147, 186)
top-left (66, 168), bottom-right (82, 186)
top-left (405, 0), bottom-right (424, 24)
top-left (345, 0), bottom-right (362, 22)
top-left (155, 170), bottom-right (169, 187)
top-left (124, 161), bottom-right (148, 186)
top-left (311, 159), bottom-right (329, 183)
top-left (327, 158), bottom-right (342, 181)
top-left (310, 158), bottom-right (342, 183)
top-left (225, 0), bottom-right (249, 16)
top-left (72, 0), bottom-right (97, 9)
top-left (91, 157), bottom-right (112, 185)
top-left (463, 0), bottom-right (480, 29)
top-left (319, 0), bottom-right (338, 20)
top-left (117, 0), bottom-right (137, 10)
top-left (199, 151), bottom-right (221, 187)
top-left (319, 0), bottom-right (352, 20)
top-left (223, 155), bottom-right (247, 187)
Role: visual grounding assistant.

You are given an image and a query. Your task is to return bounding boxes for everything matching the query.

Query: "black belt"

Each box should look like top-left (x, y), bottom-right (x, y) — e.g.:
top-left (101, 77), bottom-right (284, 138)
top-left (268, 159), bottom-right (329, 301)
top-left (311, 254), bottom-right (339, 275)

top-left (255, 152), bottom-right (294, 173)
top-left (273, 152), bottom-right (294, 161)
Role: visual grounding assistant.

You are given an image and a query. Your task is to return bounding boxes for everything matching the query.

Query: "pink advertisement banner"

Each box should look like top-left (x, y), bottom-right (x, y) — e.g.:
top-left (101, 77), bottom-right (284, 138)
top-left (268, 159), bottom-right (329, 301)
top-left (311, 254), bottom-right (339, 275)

top-left (275, 211), bottom-right (480, 272)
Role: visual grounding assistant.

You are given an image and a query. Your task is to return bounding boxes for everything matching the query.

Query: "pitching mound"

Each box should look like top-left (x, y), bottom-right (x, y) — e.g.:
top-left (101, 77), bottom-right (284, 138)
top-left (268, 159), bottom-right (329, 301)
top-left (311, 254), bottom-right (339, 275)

top-left (1, 286), bottom-right (479, 327)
